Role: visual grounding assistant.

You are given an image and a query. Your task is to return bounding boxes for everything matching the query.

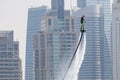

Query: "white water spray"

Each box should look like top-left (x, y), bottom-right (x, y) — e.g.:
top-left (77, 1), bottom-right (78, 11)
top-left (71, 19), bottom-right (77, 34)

top-left (63, 32), bottom-right (86, 80)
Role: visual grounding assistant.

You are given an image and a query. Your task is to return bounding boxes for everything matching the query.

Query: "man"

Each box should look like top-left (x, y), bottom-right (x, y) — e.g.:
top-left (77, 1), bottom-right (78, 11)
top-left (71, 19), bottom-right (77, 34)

top-left (81, 15), bottom-right (86, 31)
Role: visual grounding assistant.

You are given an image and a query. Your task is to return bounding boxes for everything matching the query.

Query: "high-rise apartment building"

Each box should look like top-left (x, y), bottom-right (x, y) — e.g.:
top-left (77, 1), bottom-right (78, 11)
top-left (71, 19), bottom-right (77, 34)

top-left (25, 6), bottom-right (47, 80)
top-left (112, 2), bottom-right (120, 80)
top-left (73, 5), bottom-right (112, 80)
top-left (0, 31), bottom-right (22, 80)
top-left (32, 0), bottom-right (78, 80)
top-left (33, 11), bottom-right (77, 80)
top-left (33, 31), bottom-right (77, 80)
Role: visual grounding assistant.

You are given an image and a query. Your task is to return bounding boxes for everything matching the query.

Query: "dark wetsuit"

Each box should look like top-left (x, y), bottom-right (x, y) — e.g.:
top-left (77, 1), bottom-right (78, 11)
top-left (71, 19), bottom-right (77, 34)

top-left (81, 16), bottom-right (85, 24)
top-left (80, 16), bottom-right (85, 31)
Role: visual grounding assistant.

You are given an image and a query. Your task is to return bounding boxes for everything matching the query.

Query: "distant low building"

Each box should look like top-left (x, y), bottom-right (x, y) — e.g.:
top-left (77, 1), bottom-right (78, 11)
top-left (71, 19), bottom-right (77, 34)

top-left (0, 31), bottom-right (22, 80)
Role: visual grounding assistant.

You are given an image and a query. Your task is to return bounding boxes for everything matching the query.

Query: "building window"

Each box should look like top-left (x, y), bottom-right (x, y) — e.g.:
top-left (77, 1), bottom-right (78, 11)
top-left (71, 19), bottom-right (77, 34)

top-left (72, 19), bottom-right (74, 25)
top-left (48, 19), bottom-right (51, 25)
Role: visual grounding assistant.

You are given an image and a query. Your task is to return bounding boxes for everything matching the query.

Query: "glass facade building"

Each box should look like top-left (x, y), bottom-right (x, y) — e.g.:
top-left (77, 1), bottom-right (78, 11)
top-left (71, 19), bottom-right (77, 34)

top-left (77, 0), bottom-right (113, 80)
top-left (0, 31), bottom-right (22, 80)
top-left (33, 5), bottom-right (78, 79)
top-left (114, 0), bottom-right (120, 3)
top-left (77, 0), bottom-right (112, 59)
top-left (51, 0), bottom-right (64, 19)
top-left (118, 0), bottom-right (120, 3)
top-left (33, 31), bottom-right (77, 80)
top-left (112, 3), bottom-right (120, 80)
top-left (73, 5), bottom-right (112, 80)
top-left (25, 6), bottom-right (47, 80)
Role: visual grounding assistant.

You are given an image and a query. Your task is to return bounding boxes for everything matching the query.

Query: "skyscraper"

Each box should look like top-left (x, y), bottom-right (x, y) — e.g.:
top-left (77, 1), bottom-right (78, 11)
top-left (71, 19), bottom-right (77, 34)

top-left (77, 0), bottom-right (112, 56)
top-left (73, 5), bottom-right (112, 80)
top-left (118, 0), bottom-right (120, 3)
top-left (116, 0), bottom-right (120, 3)
top-left (51, 0), bottom-right (64, 19)
top-left (0, 31), bottom-right (22, 80)
top-left (33, 31), bottom-right (77, 80)
top-left (25, 6), bottom-right (47, 80)
top-left (77, 0), bottom-right (112, 80)
top-left (33, 11), bottom-right (77, 80)
top-left (32, 0), bottom-right (78, 80)
top-left (112, 2), bottom-right (120, 80)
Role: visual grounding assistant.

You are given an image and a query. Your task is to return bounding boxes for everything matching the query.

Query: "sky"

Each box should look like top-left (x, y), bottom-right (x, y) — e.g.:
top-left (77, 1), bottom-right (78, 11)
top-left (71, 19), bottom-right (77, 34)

top-left (0, 0), bottom-right (77, 80)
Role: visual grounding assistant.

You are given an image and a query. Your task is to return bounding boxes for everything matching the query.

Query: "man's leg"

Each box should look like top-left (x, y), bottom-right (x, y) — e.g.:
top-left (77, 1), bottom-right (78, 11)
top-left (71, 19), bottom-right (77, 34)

top-left (81, 24), bottom-right (83, 31)
top-left (81, 23), bottom-right (84, 30)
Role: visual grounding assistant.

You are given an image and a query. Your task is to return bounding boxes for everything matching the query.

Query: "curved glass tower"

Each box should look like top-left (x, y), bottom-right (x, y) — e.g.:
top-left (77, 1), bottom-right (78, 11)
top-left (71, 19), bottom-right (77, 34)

top-left (77, 0), bottom-right (112, 80)
top-left (73, 5), bottom-right (112, 80)
top-left (77, 0), bottom-right (112, 52)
